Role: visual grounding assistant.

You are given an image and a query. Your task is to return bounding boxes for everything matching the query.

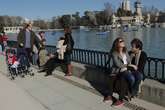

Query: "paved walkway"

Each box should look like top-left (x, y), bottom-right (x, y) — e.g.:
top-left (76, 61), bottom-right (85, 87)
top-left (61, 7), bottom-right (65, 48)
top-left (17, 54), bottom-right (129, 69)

top-left (12, 71), bottom-right (131, 110)
top-left (0, 55), bottom-right (165, 110)
top-left (0, 73), bottom-right (46, 110)
top-left (0, 55), bottom-right (129, 110)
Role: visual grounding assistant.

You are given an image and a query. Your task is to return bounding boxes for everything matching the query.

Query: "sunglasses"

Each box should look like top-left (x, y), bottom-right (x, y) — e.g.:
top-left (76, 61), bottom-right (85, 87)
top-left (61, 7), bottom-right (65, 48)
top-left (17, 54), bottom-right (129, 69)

top-left (119, 40), bottom-right (124, 43)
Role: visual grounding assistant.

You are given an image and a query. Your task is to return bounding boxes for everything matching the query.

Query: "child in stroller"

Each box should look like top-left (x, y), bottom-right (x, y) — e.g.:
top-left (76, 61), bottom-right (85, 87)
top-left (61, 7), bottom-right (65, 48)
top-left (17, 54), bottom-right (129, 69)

top-left (6, 43), bottom-right (34, 80)
top-left (6, 48), bottom-right (22, 79)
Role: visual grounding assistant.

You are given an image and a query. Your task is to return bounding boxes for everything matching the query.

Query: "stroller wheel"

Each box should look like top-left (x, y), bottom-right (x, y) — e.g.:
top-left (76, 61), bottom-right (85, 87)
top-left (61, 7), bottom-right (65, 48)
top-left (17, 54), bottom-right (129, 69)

top-left (7, 73), bottom-right (11, 77)
top-left (21, 75), bottom-right (25, 78)
top-left (25, 71), bottom-right (28, 75)
top-left (20, 74), bottom-right (25, 78)
top-left (30, 72), bottom-right (34, 76)
top-left (11, 76), bottom-right (15, 80)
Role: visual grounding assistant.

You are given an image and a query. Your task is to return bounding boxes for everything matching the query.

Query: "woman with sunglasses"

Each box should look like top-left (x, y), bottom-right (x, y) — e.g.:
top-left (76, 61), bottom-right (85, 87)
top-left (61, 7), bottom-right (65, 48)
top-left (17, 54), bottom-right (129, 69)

top-left (104, 37), bottom-right (136, 106)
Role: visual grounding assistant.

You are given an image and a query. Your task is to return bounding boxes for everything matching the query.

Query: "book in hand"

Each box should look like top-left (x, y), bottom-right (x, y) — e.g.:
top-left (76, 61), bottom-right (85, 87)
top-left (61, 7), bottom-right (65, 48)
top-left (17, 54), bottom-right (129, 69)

top-left (127, 65), bottom-right (136, 71)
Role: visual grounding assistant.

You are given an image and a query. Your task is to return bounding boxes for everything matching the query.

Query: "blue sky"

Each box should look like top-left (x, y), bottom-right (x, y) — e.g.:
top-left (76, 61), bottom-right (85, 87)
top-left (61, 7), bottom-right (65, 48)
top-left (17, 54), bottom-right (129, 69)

top-left (0, 0), bottom-right (164, 20)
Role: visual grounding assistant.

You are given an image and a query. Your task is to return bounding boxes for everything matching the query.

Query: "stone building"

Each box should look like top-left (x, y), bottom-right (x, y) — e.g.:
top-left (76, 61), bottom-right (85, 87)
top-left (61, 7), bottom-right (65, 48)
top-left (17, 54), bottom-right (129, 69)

top-left (122, 0), bottom-right (131, 11)
top-left (112, 0), bottom-right (143, 26)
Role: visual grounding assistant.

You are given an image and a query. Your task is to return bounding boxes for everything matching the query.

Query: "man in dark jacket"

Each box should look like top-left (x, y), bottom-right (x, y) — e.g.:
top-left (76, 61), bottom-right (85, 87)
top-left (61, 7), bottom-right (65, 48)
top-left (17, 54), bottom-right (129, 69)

top-left (129, 38), bottom-right (147, 97)
top-left (17, 23), bottom-right (38, 63)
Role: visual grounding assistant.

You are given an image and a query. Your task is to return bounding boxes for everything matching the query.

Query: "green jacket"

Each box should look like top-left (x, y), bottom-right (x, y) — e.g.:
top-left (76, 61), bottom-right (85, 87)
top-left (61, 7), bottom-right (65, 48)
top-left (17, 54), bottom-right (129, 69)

top-left (39, 49), bottom-right (49, 66)
top-left (17, 29), bottom-right (37, 49)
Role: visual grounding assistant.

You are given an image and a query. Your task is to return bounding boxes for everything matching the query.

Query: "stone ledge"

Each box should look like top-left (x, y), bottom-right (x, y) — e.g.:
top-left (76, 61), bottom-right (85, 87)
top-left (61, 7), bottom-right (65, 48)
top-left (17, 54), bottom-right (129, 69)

top-left (55, 62), bottom-right (165, 107)
top-left (140, 79), bottom-right (165, 107)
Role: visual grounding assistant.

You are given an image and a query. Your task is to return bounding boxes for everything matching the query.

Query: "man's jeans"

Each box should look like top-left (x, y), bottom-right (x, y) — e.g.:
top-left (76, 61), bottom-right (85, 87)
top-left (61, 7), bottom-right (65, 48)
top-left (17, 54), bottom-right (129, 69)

top-left (32, 53), bottom-right (38, 65)
top-left (132, 71), bottom-right (143, 96)
top-left (121, 71), bottom-right (143, 96)
top-left (121, 71), bottom-right (135, 91)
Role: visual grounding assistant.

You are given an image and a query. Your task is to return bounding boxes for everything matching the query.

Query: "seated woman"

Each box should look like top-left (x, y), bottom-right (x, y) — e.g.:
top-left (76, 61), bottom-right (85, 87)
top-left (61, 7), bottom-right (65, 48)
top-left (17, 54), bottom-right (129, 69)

top-left (104, 37), bottom-right (136, 106)
top-left (38, 39), bottom-right (50, 67)
top-left (40, 53), bottom-right (64, 77)
top-left (39, 37), bottom-right (66, 77)
top-left (129, 38), bottom-right (147, 97)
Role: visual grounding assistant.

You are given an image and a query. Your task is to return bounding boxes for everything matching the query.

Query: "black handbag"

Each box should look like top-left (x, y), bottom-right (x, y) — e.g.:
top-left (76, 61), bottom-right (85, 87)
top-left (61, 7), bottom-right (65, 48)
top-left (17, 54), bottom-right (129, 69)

top-left (66, 43), bottom-right (72, 52)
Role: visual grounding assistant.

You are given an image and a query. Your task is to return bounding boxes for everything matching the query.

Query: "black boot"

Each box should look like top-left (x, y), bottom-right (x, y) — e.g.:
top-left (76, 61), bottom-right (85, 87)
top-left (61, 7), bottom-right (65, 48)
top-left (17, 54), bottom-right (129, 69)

top-left (44, 71), bottom-right (52, 77)
top-left (38, 69), bottom-right (46, 73)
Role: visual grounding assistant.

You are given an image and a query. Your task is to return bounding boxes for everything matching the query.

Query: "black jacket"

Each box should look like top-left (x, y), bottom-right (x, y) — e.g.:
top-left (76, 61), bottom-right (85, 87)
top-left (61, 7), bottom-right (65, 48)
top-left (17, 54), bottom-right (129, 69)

top-left (63, 33), bottom-right (74, 54)
top-left (129, 51), bottom-right (147, 74)
top-left (17, 29), bottom-right (37, 49)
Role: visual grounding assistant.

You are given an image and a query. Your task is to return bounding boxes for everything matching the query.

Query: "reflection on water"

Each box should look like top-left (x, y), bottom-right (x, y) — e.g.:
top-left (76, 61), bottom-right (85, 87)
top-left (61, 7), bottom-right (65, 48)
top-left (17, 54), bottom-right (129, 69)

top-left (8, 28), bottom-right (165, 58)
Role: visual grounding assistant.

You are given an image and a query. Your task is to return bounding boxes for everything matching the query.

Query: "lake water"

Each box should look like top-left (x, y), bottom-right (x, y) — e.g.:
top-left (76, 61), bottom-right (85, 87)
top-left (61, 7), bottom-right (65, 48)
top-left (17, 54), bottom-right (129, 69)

top-left (8, 28), bottom-right (165, 59)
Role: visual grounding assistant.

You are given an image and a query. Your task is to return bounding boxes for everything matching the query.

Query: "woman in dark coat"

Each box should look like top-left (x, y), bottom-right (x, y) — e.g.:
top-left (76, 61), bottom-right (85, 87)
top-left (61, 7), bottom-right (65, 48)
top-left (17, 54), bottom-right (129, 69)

top-left (63, 27), bottom-right (74, 76)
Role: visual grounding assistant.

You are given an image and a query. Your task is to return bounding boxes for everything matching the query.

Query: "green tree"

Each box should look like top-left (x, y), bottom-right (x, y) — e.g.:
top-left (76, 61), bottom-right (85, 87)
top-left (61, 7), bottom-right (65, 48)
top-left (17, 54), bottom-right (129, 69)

top-left (33, 19), bottom-right (49, 29)
top-left (95, 11), bottom-right (106, 25)
top-left (73, 12), bottom-right (81, 26)
top-left (59, 15), bottom-right (71, 28)
top-left (51, 16), bottom-right (62, 29)
top-left (84, 11), bottom-right (97, 26)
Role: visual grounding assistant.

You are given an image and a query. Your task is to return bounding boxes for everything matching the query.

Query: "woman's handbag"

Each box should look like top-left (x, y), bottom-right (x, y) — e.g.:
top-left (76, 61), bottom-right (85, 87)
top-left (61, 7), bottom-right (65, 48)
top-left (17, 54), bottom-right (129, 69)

top-left (66, 43), bottom-right (72, 52)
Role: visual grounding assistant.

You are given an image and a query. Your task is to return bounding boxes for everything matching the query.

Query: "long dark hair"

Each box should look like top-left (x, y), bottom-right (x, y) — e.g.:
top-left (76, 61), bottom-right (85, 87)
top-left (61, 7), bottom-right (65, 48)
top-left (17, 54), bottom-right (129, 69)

top-left (110, 37), bottom-right (127, 53)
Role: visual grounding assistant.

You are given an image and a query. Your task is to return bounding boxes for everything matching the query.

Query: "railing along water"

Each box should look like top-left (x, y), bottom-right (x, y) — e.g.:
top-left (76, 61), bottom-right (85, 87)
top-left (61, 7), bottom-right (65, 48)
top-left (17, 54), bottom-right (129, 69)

top-left (7, 41), bottom-right (165, 82)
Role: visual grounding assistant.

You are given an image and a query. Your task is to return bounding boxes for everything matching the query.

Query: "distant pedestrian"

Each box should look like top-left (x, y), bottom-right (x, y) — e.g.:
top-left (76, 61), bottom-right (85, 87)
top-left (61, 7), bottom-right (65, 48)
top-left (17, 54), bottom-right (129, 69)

top-left (2, 32), bottom-right (8, 47)
top-left (38, 31), bottom-right (45, 40)
top-left (36, 31), bottom-right (46, 49)
top-left (0, 44), bottom-right (2, 55)
top-left (0, 32), bottom-right (8, 54)
top-left (0, 34), bottom-right (2, 55)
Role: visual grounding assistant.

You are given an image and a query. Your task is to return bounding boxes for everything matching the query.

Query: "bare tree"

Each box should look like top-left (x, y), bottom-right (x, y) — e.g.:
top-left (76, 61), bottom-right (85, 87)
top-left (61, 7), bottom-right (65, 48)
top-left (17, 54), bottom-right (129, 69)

top-left (84, 11), bottom-right (97, 26)
top-left (104, 2), bottom-right (114, 24)
top-left (142, 5), bottom-right (159, 15)
top-left (142, 5), bottom-right (160, 23)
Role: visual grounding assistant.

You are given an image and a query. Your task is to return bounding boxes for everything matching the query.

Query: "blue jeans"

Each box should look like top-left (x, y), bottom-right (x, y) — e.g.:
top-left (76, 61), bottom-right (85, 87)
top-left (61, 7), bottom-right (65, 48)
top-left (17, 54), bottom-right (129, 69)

top-left (32, 53), bottom-right (38, 65)
top-left (132, 71), bottom-right (143, 96)
top-left (121, 71), bottom-right (135, 92)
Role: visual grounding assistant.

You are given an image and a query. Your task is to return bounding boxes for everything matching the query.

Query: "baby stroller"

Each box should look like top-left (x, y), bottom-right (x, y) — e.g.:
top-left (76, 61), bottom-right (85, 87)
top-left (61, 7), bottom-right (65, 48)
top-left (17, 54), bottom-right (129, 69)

top-left (6, 48), bottom-right (34, 80)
